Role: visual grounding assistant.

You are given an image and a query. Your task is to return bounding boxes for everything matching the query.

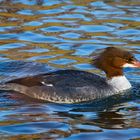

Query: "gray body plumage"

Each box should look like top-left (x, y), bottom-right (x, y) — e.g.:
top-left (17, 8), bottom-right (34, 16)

top-left (0, 70), bottom-right (120, 103)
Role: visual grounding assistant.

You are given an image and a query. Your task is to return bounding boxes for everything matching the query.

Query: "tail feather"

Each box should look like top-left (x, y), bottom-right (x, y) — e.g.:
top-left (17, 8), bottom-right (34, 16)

top-left (0, 83), bottom-right (28, 94)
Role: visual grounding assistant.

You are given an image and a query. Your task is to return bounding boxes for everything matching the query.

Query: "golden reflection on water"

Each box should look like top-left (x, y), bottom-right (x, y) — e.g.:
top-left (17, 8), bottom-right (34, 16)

top-left (1, 0), bottom-right (140, 69)
top-left (0, 0), bottom-right (140, 139)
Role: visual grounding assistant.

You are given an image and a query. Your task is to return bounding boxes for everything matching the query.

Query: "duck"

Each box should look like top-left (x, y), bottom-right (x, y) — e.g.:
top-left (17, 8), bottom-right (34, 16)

top-left (0, 47), bottom-right (140, 103)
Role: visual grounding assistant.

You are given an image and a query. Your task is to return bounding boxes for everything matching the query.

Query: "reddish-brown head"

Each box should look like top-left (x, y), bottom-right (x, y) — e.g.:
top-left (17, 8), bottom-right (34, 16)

top-left (93, 47), bottom-right (140, 78)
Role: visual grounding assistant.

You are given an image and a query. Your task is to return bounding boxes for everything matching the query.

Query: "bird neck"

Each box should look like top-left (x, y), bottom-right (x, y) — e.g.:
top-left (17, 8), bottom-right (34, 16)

top-left (107, 75), bottom-right (132, 92)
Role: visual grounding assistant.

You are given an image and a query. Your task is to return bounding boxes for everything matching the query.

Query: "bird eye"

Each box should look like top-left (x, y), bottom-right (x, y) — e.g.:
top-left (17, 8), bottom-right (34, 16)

top-left (127, 57), bottom-right (134, 62)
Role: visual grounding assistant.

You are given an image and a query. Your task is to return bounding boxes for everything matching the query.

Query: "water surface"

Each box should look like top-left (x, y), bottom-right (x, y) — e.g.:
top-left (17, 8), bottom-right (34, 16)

top-left (0, 0), bottom-right (140, 139)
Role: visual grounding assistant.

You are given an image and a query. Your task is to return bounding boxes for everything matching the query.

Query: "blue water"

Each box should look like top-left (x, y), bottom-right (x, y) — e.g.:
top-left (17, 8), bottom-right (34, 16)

top-left (0, 0), bottom-right (140, 139)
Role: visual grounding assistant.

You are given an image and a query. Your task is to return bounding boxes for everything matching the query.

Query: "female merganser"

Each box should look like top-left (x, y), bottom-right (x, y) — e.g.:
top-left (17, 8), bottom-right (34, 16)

top-left (0, 47), bottom-right (140, 103)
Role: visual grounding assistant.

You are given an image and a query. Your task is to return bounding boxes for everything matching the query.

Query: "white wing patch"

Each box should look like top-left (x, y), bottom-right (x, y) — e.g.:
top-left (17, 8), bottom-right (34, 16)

top-left (41, 81), bottom-right (53, 87)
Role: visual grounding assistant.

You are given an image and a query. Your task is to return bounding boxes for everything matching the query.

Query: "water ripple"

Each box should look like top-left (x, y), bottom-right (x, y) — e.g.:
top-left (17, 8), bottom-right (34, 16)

top-left (0, 0), bottom-right (140, 139)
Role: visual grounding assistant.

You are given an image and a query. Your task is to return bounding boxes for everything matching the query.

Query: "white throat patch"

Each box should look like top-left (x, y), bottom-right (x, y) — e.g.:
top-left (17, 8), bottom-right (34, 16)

top-left (107, 76), bottom-right (132, 92)
top-left (123, 63), bottom-right (136, 68)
